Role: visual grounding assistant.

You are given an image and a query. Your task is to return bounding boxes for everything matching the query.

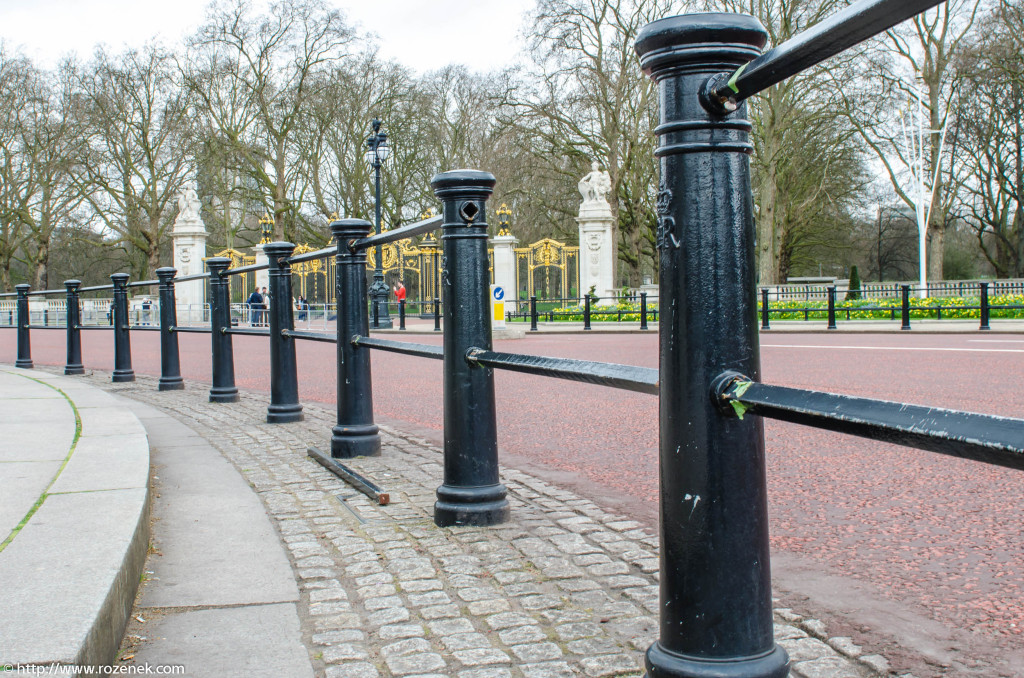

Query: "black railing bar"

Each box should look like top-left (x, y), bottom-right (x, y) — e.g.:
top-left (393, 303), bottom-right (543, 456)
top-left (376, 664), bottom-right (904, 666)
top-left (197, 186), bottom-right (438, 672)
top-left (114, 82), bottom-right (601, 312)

top-left (79, 325), bottom-right (115, 330)
top-left (25, 288), bottom-right (66, 296)
top-left (707, 0), bottom-right (946, 110)
top-left (350, 214), bottom-right (442, 252)
top-left (0, 292), bottom-right (14, 298)
top-left (282, 329), bottom-right (338, 343)
top-left (352, 335), bottom-right (444, 360)
top-left (26, 325), bottom-right (64, 330)
top-left (127, 279), bottom-right (159, 288)
top-left (169, 326), bottom-right (211, 333)
top-left (79, 284), bottom-right (116, 292)
top-left (174, 272), bottom-right (211, 283)
top-left (222, 262), bottom-right (269, 276)
top-left (128, 325), bottom-right (160, 331)
top-left (225, 327), bottom-right (270, 336)
top-left (466, 349), bottom-right (659, 395)
top-left (287, 245), bottom-right (335, 265)
top-left (716, 374), bottom-right (1024, 471)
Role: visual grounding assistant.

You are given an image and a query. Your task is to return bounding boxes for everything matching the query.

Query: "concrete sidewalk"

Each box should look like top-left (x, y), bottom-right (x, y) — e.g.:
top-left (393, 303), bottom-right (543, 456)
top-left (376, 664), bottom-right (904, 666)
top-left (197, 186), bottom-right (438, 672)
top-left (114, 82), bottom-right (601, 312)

top-left (44, 369), bottom-right (893, 678)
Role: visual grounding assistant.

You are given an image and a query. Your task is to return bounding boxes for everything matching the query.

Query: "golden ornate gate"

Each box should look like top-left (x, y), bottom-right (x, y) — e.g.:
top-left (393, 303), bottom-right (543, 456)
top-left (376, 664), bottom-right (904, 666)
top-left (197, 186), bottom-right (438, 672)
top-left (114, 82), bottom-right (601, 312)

top-left (515, 238), bottom-right (579, 301)
top-left (207, 248), bottom-right (256, 303)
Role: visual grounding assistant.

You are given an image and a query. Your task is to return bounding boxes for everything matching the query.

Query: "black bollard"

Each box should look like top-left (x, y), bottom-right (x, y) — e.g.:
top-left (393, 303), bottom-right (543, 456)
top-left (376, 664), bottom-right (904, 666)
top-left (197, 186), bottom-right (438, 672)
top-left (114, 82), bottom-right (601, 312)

top-left (761, 288), bottom-right (770, 330)
top-left (206, 258), bottom-right (239, 403)
top-left (979, 282), bottom-right (991, 331)
top-left (264, 242), bottom-right (304, 423)
top-left (110, 273), bottom-right (135, 382)
top-left (433, 297), bottom-right (441, 331)
top-left (827, 286), bottom-right (837, 330)
top-left (15, 284), bottom-right (32, 369)
top-left (640, 292), bottom-right (649, 331)
top-left (636, 15), bottom-right (788, 678)
top-left (330, 219), bottom-right (380, 458)
top-left (399, 298), bottom-right (406, 330)
top-left (529, 295), bottom-right (538, 331)
top-left (431, 169), bottom-right (509, 527)
top-left (155, 268), bottom-right (184, 390)
top-left (901, 284), bottom-right (911, 331)
top-left (583, 294), bottom-right (592, 330)
top-left (64, 280), bottom-right (84, 375)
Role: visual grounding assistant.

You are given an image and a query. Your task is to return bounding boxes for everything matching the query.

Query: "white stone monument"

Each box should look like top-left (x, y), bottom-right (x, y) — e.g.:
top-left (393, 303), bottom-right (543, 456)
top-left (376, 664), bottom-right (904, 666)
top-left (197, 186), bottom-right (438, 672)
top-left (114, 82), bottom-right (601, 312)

top-left (576, 161), bottom-right (615, 305)
top-left (490, 204), bottom-right (518, 304)
top-left (171, 181), bottom-right (208, 322)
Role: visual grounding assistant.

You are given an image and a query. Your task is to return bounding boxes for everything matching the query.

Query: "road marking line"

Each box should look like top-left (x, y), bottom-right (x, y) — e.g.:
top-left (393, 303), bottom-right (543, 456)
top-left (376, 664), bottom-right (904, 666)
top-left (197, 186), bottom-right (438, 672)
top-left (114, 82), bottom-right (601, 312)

top-left (762, 344), bottom-right (1024, 354)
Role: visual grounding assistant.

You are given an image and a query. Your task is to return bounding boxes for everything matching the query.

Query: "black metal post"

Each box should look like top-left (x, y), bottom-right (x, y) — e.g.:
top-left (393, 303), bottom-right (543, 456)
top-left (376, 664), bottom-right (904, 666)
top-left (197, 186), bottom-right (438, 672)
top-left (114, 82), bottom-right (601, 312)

top-left (206, 257), bottom-right (239, 403)
top-left (901, 283), bottom-right (911, 331)
top-left (331, 219), bottom-right (380, 458)
top-left (761, 288), bottom-right (770, 330)
top-left (827, 286), bottom-right (837, 330)
top-left (979, 282), bottom-right (991, 331)
top-left (529, 295), bottom-right (538, 332)
top-left (583, 294), bottom-right (592, 330)
top-left (432, 169), bottom-right (509, 527)
top-left (264, 242), bottom-right (303, 423)
top-left (155, 268), bottom-right (184, 391)
top-left (64, 280), bottom-right (84, 375)
top-left (110, 273), bottom-right (135, 382)
top-left (433, 297), bottom-right (441, 332)
top-left (367, 120), bottom-right (393, 329)
top-left (15, 284), bottom-right (32, 368)
top-left (636, 15), bottom-right (788, 678)
top-left (640, 292), bottom-right (649, 331)
top-left (399, 299), bottom-right (406, 330)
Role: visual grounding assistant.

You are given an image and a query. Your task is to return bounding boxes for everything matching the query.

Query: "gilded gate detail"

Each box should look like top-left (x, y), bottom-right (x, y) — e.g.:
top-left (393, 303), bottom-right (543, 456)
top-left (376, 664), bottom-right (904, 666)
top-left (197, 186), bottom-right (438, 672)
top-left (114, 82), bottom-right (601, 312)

top-left (515, 238), bottom-right (579, 301)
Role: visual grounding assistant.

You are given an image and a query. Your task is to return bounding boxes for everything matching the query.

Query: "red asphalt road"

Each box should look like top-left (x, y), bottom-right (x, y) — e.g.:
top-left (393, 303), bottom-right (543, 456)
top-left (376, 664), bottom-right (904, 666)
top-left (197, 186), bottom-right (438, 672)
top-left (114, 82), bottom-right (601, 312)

top-left (4, 328), bottom-right (1023, 673)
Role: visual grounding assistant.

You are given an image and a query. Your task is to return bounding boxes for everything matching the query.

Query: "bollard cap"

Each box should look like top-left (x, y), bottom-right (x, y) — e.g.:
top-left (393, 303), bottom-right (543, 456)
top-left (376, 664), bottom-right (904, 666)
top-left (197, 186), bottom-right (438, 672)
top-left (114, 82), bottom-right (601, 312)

top-left (263, 241), bottom-right (297, 259)
top-left (635, 13), bottom-right (766, 77)
top-left (64, 279), bottom-right (82, 289)
top-left (110, 272), bottom-right (130, 286)
top-left (15, 283), bottom-right (31, 293)
top-left (330, 218), bottom-right (373, 240)
top-left (205, 257), bottom-right (232, 274)
top-left (430, 169), bottom-right (496, 201)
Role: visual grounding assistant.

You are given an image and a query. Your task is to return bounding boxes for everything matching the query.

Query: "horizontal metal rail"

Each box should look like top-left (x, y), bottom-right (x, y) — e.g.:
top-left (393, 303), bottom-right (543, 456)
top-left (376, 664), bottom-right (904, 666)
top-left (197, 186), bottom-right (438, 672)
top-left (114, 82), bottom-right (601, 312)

top-left (351, 214), bottom-right (442, 252)
top-left (222, 262), bottom-right (269, 276)
top-left (79, 284), bottom-right (115, 292)
top-left (287, 246), bottom-right (334, 265)
top-left (352, 336), bottom-right (444, 360)
top-left (80, 325), bottom-right (114, 330)
top-left (707, 0), bottom-right (945, 110)
top-left (173, 272), bottom-right (211, 283)
top-left (127, 279), bottom-right (159, 288)
top-left (466, 349), bottom-right (659, 395)
top-left (26, 288), bottom-right (65, 296)
top-left (282, 329), bottom-right (337, 343)
top-left (128, 325), bottom-right (160, 331)
top-left (716, 374), bottom-right (1024, 471)
top-left (170, 326), bottom-right (210, 334)
top-left (225, 327), bottom-right (270, 336)
top-left (26, 325), bottom-right (62, 330)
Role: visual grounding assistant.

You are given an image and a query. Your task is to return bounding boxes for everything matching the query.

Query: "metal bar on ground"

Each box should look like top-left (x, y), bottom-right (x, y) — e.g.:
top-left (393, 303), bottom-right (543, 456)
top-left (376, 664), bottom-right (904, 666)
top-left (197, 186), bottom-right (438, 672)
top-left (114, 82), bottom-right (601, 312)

top-left (308, 447), bottom-right (390, 505)
top-left (466, 349), bottom-right (658, 395)
top-left (717, 376), bottom-right (1024, 471)
top-left (350, 214), bottom-right (442, 252)
top-left (353, 336), bottom-right (444, 360)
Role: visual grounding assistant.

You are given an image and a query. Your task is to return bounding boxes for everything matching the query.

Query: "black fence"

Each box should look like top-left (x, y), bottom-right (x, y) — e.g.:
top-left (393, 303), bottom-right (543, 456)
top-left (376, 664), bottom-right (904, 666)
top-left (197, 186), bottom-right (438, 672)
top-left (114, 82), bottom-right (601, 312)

top-left (3, 2), bottom-right (1024, 677)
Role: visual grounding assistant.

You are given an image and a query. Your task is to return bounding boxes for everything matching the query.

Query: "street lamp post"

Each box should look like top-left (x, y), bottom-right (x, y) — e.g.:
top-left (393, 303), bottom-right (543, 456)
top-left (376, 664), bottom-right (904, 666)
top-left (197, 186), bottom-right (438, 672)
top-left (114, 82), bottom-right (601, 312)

top-left (365, 118), bottom-right (393, 329)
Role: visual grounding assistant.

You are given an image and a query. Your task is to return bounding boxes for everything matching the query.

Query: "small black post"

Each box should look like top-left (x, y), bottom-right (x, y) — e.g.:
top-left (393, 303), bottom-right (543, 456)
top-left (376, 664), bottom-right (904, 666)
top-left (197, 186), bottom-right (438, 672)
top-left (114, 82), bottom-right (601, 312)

top-left (979, 282), bottom-right (991, 331)
top-left (761, 288), bottom-right (770, 330)
top-left (636, 15), bottom-right (787, 678)
top-left (64, 280), bottom-right (84, 375)
top-left (330, 219), bottom-right (380, 458)
top-left (15, 284), bottom-right (32, 369)
top-left (640, 292), bottom-right (649, 330)
top-left (156, 268), bottom-right (184, 390)
top-left (529, 296), bottom-right (538, 331)
top-left (399, 299), bottom-right (406, 330)
top-left (433, 297), bottom-right (441, 332)
top-left (583, 294), bottom-right (592, 330)
top-left (110, 273), bottom-right (135, 382)
top-left (207, 257), bottom-right (239, 402)
top-left (264, 242), bottom-right (303, 423)
top-left (431, 169), bottom-right (509, 527)
top-left (901, 284), bottom-right (912, 331)
top-left (372, 297), bottom-right (380, 329)
top-left (827, 286), bottom-right (837, 330)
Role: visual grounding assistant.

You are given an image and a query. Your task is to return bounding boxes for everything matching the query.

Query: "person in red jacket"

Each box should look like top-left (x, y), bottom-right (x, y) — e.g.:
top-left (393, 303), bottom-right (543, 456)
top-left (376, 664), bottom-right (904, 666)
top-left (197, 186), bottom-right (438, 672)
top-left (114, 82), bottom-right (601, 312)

top-left (393, 281), bottom-right (406, 305)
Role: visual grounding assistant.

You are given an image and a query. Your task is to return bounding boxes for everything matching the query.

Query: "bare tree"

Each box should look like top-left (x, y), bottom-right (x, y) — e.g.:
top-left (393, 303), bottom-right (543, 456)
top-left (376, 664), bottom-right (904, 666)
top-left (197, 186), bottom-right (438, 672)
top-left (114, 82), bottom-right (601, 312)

top-left (0, 45), bottom-right (33, 289)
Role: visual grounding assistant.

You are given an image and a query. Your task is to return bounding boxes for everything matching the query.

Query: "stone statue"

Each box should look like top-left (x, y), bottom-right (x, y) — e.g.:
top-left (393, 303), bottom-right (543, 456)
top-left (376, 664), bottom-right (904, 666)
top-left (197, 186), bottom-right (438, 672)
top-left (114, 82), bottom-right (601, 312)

top-left (176, 182), bottom-right (201, 222)
top-left (578, 161), bottom-right (611, 205)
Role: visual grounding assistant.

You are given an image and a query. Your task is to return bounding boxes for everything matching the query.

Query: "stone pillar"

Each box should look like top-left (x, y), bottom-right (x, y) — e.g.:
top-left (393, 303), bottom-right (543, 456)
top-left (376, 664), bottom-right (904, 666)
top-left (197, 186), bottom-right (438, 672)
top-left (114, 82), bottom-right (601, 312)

top-left (490, 234), bottom-right (518, 303)
top-left (172, 182), bottom-right (208, 324)
top-left (576, 162), bottom-right (616, 305)
top-left (254, 243), bottom-right (270, 292)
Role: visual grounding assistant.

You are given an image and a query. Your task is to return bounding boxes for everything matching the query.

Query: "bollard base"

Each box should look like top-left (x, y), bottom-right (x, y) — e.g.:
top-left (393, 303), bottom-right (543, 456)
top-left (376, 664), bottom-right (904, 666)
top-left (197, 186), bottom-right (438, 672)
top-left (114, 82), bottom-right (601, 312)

top-left (331, 424), bottom-right (381, 459)
top-left (267, 403), bottom-right (304, 424)
top-left (644, 642), bottom-right (789, 678)
top-left (64, 364), bottom-right (85, 375)
top-left (16, 359), bottom-right (33, 369)
top-left (434, 483), bottom-right (510, 527)
top-left (158, 377), bottom-right (185, 391)
top-left (112, 369), bottom-right (135, 382)
top-left (209, 387), bottom-right (239, 403)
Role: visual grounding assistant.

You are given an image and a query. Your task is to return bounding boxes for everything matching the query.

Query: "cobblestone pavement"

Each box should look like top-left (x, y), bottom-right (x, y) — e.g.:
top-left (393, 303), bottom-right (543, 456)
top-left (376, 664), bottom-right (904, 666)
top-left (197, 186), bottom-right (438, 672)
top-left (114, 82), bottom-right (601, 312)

top-left (57, 369), bottom-right (898, 678)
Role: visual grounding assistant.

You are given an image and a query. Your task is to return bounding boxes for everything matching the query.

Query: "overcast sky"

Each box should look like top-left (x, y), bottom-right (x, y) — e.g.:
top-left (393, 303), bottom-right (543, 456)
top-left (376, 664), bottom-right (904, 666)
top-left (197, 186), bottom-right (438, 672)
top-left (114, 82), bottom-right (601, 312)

top-left (0, 0), bottom-right (536, 73)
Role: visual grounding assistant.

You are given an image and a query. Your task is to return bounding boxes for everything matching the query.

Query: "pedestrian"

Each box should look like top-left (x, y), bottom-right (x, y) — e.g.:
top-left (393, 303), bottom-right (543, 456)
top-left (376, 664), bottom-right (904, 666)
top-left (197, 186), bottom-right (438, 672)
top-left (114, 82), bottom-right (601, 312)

top-left (393, 281), bottom-right (406, 306)
top-left (296, 296), bottom-right (308, 322)
top-left (246, 288), bottom-right (263, 326)
top-left (141, 297), bottom-right (153, 325)
top-left (261, 287), bottom-right (270, 326)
